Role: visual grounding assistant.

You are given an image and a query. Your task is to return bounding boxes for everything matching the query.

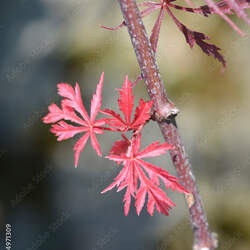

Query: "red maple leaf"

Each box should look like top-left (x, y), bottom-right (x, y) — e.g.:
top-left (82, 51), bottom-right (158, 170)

top-left (42, 73), bottom-right (106, 167)
top-left (101, 76), bottom-right (153, 133)
top-left (102, 134), bottom-right (189, 216)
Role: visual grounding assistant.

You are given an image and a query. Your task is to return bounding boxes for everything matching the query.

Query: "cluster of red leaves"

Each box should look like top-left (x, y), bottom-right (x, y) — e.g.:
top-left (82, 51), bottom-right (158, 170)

top-left (43, 73), bottom-right (188, 216)
top-left (102, 0), bottom-right (250, 67)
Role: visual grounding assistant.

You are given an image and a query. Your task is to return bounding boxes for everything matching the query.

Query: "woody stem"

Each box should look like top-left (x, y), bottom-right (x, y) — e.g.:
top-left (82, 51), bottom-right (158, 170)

top-left (117, 0), bottom-right (217, 249)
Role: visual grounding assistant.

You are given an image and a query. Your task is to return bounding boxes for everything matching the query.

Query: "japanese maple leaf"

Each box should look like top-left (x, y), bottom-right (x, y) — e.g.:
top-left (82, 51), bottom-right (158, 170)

top-left (102, 134), bottom-right (189, 216)
top-left (42, 73), bottom-right (106, 167)
top-left (101, 76), bottom-right (153, 133)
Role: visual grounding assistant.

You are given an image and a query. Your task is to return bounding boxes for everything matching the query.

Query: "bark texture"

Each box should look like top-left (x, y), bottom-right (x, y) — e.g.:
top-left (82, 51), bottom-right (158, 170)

top-left (118, 0), bottom-right (217, 249)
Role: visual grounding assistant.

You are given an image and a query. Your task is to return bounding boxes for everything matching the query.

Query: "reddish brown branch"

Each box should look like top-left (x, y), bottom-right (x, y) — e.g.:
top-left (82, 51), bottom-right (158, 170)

top-left (117, 0), bottom-right (179, 122)
top-left (118, 0), bottom-right (217, 249)
top-left (159, 122), bottom-right (217, 250)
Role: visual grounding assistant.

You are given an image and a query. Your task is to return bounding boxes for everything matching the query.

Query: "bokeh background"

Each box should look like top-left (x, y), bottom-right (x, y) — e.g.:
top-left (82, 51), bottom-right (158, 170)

top-left (0, 0), bottom-right (249, 250)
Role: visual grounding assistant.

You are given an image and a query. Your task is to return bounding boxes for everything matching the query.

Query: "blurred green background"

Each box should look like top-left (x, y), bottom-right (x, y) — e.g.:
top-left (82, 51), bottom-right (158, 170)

top-left (0, 0), bottom-right (249, 250)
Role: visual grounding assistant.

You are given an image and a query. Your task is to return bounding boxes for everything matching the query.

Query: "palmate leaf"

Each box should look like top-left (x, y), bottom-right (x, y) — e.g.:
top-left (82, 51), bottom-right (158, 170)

top-left (101, 76), bottom-right (153, 132)
top-left (102, 134), bottom-right (189, 216)
top-left (42, 73), bottom-right (106, 167)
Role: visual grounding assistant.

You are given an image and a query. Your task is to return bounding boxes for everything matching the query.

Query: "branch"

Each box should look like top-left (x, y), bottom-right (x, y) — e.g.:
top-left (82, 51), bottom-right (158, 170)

top-left (117, 1), bottom-right (179, 122)
top-left (117, 0), bottom-right (217, 249)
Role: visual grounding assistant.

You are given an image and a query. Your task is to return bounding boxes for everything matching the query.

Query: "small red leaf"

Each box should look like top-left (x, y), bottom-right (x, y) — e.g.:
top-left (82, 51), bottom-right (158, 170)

top-left (42, 73), bottom-right (106, 167)
top-left (102, 134), bottom-right (188, 216)
top-left (101, 76), bottom-right (153, 133)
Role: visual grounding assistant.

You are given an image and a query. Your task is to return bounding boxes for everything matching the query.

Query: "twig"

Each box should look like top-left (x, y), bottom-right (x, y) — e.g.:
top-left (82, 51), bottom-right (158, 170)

top-left (118, 0), bottom-right (217, 249)
top-left (118, 0), bottom-right (179, 121)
